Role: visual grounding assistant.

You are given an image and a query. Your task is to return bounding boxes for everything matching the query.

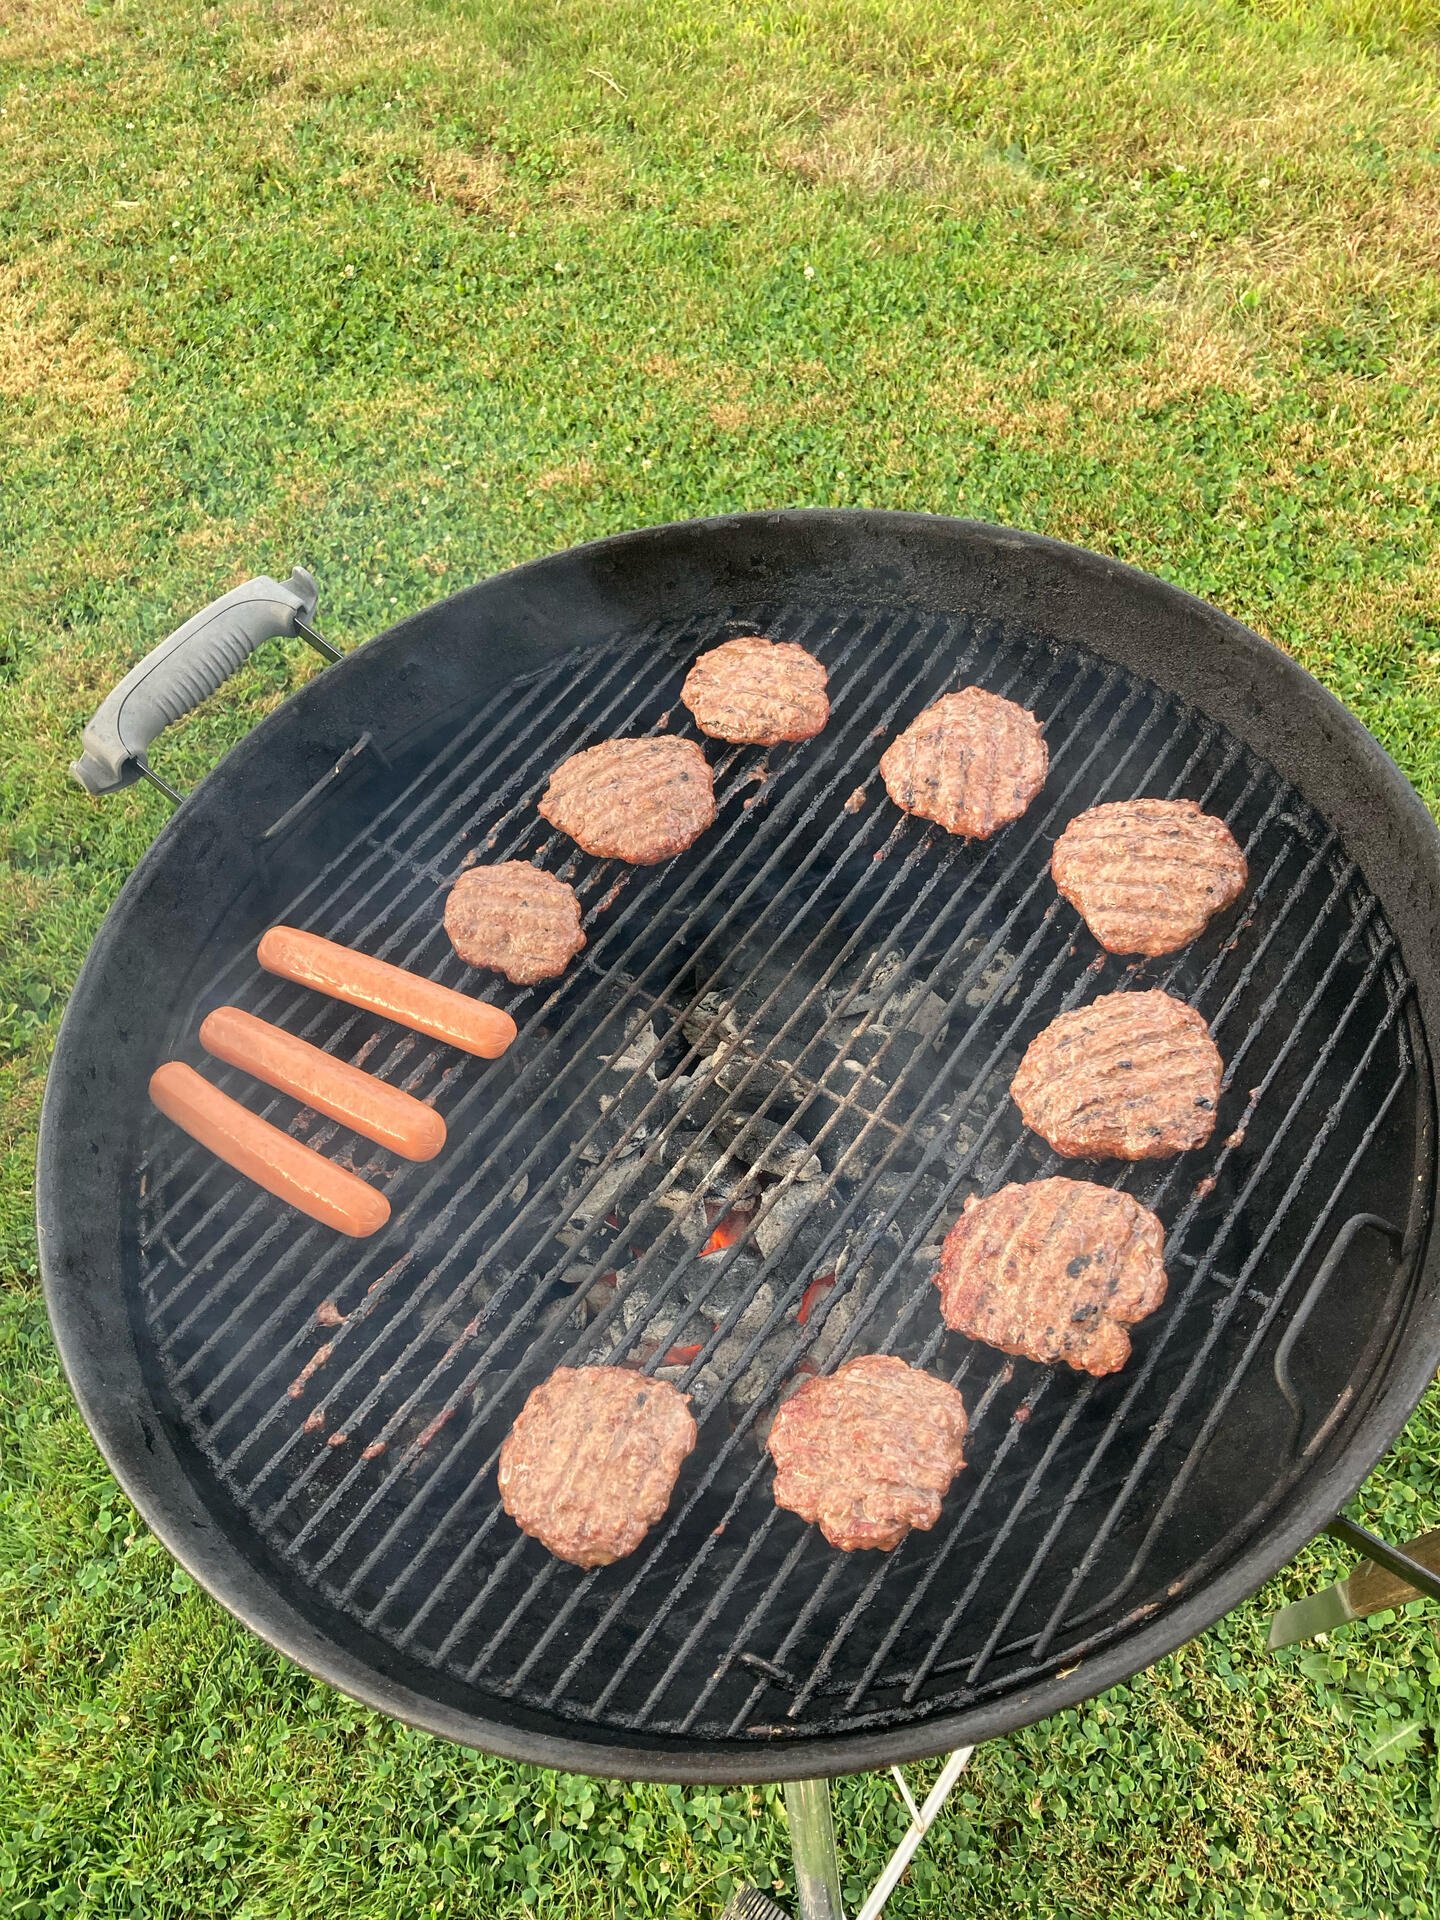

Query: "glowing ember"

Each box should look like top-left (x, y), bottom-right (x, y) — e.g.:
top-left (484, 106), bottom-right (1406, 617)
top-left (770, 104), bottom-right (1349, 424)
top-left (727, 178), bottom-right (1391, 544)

top-left (701, 1204), bottom-right (755, 1256)
top-left (796, 1271), bottom-right (837, 1325)
top-left (661, 1341), bottom-right (704, 1367)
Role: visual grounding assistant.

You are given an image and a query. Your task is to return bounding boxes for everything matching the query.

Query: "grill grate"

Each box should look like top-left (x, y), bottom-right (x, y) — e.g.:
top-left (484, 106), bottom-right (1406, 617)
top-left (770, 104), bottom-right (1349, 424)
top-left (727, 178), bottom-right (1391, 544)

top-left (135, 600), bottom-right (1420, 1745)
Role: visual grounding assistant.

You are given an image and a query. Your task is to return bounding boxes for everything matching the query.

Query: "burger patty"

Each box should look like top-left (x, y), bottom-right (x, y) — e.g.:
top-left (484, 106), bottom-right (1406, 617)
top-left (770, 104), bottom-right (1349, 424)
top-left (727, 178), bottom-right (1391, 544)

top-left (767, 1354), bottom-right (969, 1551)
top-left (1011, 989), bottom-right (1223, 1159)
top-left (1052, 798), bottom-right (1248, 955)
top-left (880, 686), bottom-right (1048, 838)
top-left (935, 1177), bottom-right (1168, 1376)
top-left (680, 635), bottom-right (830, 745)
top-left (498, 1366), bottom-right (697, 1568)
top-left (538, 737), bottom-right (717, 865)
top-left (443, 861), bottom-right (585, 985)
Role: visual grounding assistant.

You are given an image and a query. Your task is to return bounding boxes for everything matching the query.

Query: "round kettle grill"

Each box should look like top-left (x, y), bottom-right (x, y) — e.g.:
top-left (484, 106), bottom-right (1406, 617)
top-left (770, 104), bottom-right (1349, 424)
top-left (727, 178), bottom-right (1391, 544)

top-left (39, 513), bottom-right (1440, 1914)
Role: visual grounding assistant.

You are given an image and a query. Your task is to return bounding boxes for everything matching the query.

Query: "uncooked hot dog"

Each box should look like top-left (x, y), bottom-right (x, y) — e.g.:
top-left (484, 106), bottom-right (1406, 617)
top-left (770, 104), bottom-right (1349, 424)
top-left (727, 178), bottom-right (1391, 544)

top-left (149, 1061), bottom-right (391, 1238)
top-left (200, 1006), bottom-right (447, 1162)
top-left (257, 926), bottom-right (516, 1059)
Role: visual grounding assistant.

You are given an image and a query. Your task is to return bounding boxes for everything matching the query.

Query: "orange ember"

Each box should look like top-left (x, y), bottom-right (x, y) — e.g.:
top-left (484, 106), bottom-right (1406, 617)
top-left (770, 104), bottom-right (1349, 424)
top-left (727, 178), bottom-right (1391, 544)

top-left (797, 1271), bottom-right (837, 1325)
top-left (701, 1204), bottom-right (755, 1256)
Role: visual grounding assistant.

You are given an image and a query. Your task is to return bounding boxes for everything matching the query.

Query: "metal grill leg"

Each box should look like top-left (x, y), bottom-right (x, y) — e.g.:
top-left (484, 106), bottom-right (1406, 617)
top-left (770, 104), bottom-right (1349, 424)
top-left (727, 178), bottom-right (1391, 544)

top-left (784, 1778), bottom-right (846, 1920)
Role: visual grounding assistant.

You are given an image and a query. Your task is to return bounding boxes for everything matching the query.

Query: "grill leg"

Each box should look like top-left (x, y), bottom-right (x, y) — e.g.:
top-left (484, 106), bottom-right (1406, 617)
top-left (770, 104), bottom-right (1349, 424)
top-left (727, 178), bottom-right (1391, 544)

top-left (784, 1779), bottom-right (846, 1920)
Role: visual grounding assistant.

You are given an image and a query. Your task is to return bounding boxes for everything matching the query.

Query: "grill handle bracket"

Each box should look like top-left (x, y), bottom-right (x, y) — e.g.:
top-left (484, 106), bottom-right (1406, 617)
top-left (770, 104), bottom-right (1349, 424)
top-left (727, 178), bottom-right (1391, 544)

top-left (71, 568), bottom-right (338, 800)
top-left (1268, 1521), bottom-right (1440, 1647)
top-left (1323, 1516), bottom-right (1440, 1605)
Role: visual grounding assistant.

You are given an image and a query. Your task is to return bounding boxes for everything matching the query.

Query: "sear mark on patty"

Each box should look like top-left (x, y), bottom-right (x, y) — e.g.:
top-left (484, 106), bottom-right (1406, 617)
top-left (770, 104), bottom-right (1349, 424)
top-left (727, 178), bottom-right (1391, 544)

top-left (1011, 988), bottom-right (1223, 1160)
top-left (767, 1353), bottom-right (968, 1551)
top-left (498, 1365), bottom-right (697, 1567)
top-left (1052, 798), bottom-right (1248, 956)
top-left (935, 1176), bottom-right (1168, 1376)
top-left (879, 686), bottom-right (1048, 839)
top-left (681, 635), bottom-right (829, 745)
top-left (539, 736), bottom-right (717, 865)
top-left (444, 861), bottom-right (586, 985)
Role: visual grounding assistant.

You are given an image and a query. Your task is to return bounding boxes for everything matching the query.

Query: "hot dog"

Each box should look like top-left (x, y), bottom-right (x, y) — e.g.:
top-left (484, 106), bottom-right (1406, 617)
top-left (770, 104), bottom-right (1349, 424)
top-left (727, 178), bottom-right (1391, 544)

top-left (149, 1061), bottom-right (391, 1238)
top-left (257, 926), bottom-right (516, 1060)
top-left (199, 1006), bottom-right (447, 1162)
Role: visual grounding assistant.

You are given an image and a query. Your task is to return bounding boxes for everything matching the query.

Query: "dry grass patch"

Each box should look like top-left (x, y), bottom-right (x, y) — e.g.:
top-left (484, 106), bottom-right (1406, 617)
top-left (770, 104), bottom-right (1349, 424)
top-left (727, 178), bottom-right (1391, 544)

top-left (772, 107), bottom-right (1057, 216)
top-left (1296, 552), bottom-right (1440, 662)
top-left (642, 351), bottom-right (758, 412)
top-left (923, 361), bottom-right (1077, 448)
top-left (531, 457), bottom-right (601, 495)
top-left (422, 148), bottom-right (510, 216)
top-left (174, 522), bottom-right (251, 565)
top-left (708, 400), bottom-right (753, 432)
top-left (1213, 191), bottom-right (1440, 345)
top-left (541, 135), bottom-right (633, 215)
top-left (773, 109), bottom-right (951, 196)
top-left (214, 0), bottom-right (511, 112)
top-left (0, 0), bottom-right (107, 62)
top-left (0, 265), bottom-right (133, 421)
top-left (1115, 284), bottom-right (1265, 410)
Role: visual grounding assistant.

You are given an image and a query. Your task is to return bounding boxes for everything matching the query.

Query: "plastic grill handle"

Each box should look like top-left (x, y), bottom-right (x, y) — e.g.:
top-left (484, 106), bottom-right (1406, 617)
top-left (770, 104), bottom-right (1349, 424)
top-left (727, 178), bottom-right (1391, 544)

top-left (71, 567), bottom-right (320, 795)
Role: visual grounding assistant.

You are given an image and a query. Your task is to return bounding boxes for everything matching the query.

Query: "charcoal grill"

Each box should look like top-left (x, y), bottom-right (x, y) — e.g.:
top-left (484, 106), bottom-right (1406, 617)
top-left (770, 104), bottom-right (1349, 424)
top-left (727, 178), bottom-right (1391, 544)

top-left (40, 512), bottom-right (1440, 1907)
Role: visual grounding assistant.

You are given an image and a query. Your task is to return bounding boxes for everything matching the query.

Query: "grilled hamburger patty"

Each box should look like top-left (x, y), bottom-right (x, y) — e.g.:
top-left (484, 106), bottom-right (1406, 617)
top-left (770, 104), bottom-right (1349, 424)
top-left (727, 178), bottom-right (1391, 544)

top-left (880, 687), bottom-right (1047, 839)
top-left (680, 635), bottom-right (829, 744)
top-left (935, 1177), bottom-right (1168, 1376)
top-left (444, 861), bottom-right (585, 984)
top-left (498, 1366), bottom-right (697, 1567)
top-left (1011, 989), bottom-right (1223, 1159)
top-left (767, 1354), bottom-right (968, 1551)
top-left (1052, 798), bottom-right (1248, 955)
top-left (538, 737), bottom-right (717, 864)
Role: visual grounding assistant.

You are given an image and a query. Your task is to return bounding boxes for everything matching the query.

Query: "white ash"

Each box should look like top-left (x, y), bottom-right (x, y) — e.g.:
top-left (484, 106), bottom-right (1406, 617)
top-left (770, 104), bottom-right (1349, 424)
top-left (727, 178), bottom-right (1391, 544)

top-left (963, 946), bottom-right (1018, 1011)
top-left (845, 950), bottom-right (949, 1041)
top-left (717, 1113), bottom-right (822, 1184)
top-left (803, 1277), bottom-right (867, 1373)
top-left (699, 1281), bottom-right (781, 1411)
top-left (564, 1157), bottom-right (647, 1229)
top-left (681, 990), bottom-right (738, 1058)
top-left (616, 1286), bottom-right (689, 1353)
top-left (600, 1019), bottom-right (665, 1080)
top-left (753, 1184), bottom-right (826, 1263)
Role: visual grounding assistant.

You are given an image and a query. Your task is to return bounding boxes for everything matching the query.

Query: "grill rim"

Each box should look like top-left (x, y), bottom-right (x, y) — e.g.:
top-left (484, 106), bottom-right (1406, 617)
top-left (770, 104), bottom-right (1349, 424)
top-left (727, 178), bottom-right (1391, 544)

top-left (38, 509), bottom-right (1440, 1782)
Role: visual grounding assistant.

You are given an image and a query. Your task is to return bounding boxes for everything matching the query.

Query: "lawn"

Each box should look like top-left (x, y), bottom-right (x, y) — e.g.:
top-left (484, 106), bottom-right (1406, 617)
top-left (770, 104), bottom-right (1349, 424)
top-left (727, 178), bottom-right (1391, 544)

top-left (3, 0), bottom-right (1440, 1913)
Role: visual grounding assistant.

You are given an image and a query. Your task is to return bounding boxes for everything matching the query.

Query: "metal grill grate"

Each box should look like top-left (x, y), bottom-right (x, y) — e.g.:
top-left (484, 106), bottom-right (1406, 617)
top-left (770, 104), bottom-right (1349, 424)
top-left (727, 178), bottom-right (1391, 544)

top-left (134, 600), bottom-right (1420, 1745)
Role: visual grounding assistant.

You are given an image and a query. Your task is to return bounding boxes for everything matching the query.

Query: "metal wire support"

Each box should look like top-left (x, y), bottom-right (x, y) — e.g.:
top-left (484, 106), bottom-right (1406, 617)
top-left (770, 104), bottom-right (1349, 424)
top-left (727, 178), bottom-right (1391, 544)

top-left (137, 761), bottom-right (186, 808)
top-left (772, 1749), bottom-right (974, 1920)
top-left (854, 1748), bottom-right (974, 1920)
top-left (294, 615), bottom-right (343, 661)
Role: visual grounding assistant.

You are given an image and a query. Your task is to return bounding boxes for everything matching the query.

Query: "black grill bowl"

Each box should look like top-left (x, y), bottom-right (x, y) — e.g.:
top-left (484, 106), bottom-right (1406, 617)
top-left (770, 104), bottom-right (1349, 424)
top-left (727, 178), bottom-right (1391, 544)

top-left (39, 511), bottom-right (1439, 1781)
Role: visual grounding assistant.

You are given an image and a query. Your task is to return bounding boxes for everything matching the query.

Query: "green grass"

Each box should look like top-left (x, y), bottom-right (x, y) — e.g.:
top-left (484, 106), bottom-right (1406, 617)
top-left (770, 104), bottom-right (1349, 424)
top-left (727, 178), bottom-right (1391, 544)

top-left (3, 0), bottom-right (1440, 1912)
